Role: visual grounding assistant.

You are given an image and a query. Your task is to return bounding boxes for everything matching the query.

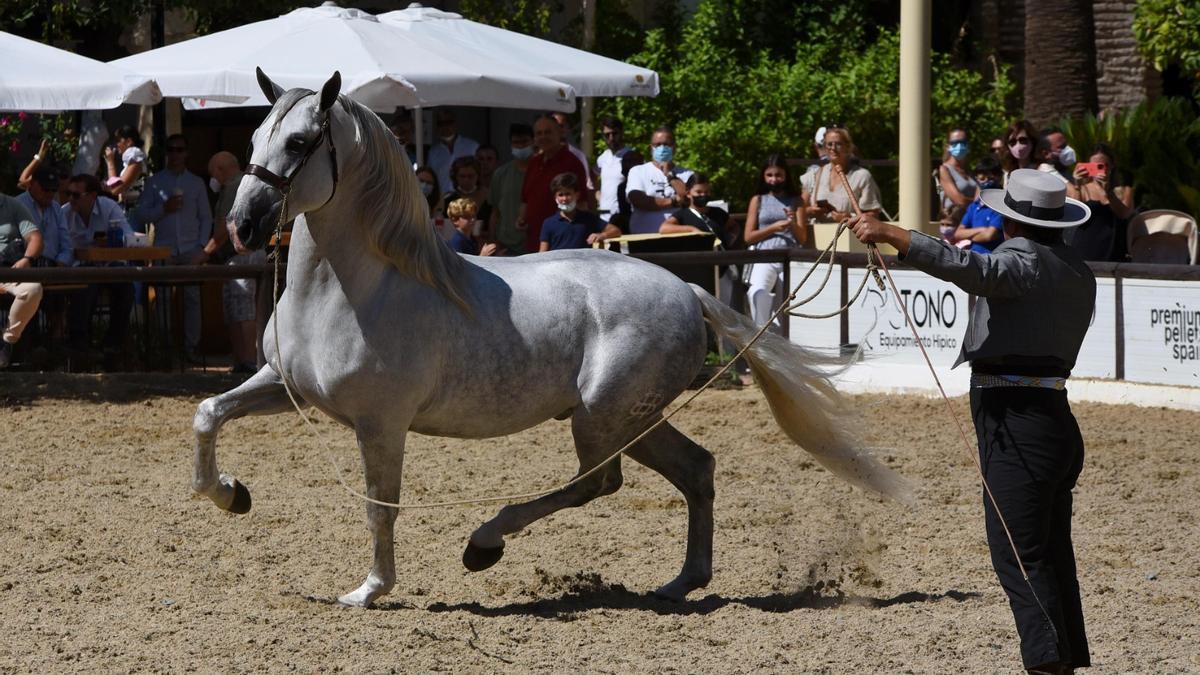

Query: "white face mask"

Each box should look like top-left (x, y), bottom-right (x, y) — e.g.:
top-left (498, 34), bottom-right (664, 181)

top-left (557, 200), bottom-right (576, 212)
top-left (208, 176), bottom-right (221, 193)
top-left (1058, 145), bottom-right (1077, 167)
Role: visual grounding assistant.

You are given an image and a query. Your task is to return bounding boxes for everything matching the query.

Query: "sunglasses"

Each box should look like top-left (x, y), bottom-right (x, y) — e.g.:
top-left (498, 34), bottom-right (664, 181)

top-left (1007, 137), bottom-right (1030, 146)
top-left (601, 130), bottom-right (621, 138)
top-left (825, 141), bottom-right (846, 149)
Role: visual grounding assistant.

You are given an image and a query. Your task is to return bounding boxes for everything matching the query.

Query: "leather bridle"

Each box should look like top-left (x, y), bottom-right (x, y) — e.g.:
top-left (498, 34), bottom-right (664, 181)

top-left (245, 100), bottom-right (339, 208)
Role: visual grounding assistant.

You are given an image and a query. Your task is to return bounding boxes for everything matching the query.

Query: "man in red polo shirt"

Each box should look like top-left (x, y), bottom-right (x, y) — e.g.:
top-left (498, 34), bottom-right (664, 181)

top-left (518, 114), bottom-right (589, 253)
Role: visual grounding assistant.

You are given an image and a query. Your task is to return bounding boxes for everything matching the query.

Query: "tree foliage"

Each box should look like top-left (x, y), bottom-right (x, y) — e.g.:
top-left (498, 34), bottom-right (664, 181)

top-left (605, 0), bottom-right (1014, 212)
top-left (1134, 1), bottom-right (1200, 77)
top-left (458, 0), bottom-right (561, 38)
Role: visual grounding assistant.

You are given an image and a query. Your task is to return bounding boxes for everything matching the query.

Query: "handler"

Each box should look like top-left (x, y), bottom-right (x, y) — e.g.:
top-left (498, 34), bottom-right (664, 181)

top-left (849, 169), bottom-right (1094, 674)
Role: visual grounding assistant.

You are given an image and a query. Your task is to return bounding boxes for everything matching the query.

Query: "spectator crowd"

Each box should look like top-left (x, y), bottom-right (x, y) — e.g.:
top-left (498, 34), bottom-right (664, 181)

top-left (0, 109), bottom-right (1177, 372)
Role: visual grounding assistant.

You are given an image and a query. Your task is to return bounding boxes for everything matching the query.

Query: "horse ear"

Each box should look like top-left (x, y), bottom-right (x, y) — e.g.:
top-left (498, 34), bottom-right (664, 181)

top-left (319, 71), bottom-right (342, 112)
top-left (256, 67), bottom-right (284, 104)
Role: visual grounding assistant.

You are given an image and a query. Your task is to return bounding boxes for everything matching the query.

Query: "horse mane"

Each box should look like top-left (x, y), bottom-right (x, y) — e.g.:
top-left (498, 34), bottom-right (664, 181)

top-left (336, 96), bottom-right (469, 311)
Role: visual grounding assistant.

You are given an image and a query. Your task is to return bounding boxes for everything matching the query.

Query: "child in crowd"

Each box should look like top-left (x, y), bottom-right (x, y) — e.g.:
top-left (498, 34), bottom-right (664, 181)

top-left (538, 173), bottom-right (620, 252)
top-left (953, 156), bottom-right (1005, 254)
top-left (446, 198), bottom-right (495, 256)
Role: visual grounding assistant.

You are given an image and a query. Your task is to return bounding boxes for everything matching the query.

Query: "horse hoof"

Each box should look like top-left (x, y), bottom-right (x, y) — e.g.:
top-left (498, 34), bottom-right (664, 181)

top-left (228, 479), bottom-right (253, 514)
top-left (462, 540), bottom-right (504, 571)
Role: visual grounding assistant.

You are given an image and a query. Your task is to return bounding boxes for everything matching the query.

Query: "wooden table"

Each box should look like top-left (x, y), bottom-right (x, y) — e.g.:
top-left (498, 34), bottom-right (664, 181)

top-left (74, 246), bottom-right (172, 263)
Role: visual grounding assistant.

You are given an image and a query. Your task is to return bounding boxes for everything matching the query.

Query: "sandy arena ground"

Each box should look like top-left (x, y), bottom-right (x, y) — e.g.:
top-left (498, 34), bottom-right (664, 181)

top-left (0, 373), bottom-right (1197, 673)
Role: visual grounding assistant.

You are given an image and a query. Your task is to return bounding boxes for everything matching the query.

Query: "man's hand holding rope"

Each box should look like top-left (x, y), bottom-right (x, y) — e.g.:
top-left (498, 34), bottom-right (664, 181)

top-left (847, 211), bottom-right (912, 256)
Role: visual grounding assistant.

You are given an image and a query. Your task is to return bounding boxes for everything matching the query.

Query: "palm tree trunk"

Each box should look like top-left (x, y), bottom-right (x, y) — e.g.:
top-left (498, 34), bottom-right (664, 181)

top-left (1024, 0), bottom-right (1097, 126)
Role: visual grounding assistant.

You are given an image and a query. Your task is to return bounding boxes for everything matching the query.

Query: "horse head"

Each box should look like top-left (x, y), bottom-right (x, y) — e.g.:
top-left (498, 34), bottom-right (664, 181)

top-left (229, 68), bottom-right (345, 252)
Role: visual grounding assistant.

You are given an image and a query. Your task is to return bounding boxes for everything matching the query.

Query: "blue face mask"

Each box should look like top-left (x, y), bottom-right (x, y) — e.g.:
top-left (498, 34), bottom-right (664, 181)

top-left (511, 145), bottom-right (534, 161)
top-left (651, 144), bottom-right (674, 163)
top-left (949, 141), bottom-right (969, 160)
top-left (979, 179), bottom-right (998, 190)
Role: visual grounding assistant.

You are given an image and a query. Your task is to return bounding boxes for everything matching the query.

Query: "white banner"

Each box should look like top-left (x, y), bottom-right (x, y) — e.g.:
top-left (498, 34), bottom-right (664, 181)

top-left (1123, 279), bottom-right (1200, 387)
top-left (1074, 278), bottom-right (1117, 379)
top-left (846, 268), bottom-right (969, 367)
top-left (786, 261), bottom-right (841, 350)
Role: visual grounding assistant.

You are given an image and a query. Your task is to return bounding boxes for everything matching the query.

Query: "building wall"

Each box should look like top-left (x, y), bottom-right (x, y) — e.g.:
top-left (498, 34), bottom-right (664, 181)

top-left (1092, 0), bottom-right (1161, 111)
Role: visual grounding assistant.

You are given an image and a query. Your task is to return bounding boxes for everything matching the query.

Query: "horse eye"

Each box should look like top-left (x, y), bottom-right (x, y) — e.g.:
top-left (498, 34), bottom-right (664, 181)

top-left (286, 136), bottom-right (306, 153)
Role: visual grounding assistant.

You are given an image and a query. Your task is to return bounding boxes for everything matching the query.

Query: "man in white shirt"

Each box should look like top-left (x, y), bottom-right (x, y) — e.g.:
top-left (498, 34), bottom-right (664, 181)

top-left (594, 116), bottom-right (631, 224)
top-left (427, 109), bottom-right (479, 194)
top-left (625, 126), bottom-right (693, 234)
top-left (137, 134), bottom-right (214, 361)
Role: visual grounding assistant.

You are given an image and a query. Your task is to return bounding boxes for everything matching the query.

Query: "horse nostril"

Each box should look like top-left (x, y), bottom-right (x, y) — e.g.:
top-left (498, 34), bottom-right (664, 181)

top-left (237, 218), bottom-right (256, 247)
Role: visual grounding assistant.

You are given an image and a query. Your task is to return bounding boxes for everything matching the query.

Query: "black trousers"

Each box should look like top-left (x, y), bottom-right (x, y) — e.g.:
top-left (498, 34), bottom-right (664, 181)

top-left (971, 385), bottom-right (1090, 670)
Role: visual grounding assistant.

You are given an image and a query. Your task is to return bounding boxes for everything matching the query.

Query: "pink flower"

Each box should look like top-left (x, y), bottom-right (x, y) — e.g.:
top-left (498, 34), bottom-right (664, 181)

top-left (17, 112), bottom-right (27, 121)
top-left (9, 141), bottom-right (19, 153)
top-left (0, 117), bottom-right (9, 127)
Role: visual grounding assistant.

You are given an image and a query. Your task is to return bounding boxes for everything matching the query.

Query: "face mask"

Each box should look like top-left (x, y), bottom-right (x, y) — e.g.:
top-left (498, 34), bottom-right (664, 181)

top-left (511, 145), bottom-right (534, 160)
top-left (1058, 145), bottom-right (1077, 167)
top-left (557, 200), bottom-right (576, 212)
top-left (208, 177), bottom-right (221, 193)
top-left (419, 181), bottom-right (434, 196)
top-left (651, 145), bottom-right (674, 163)
top-left (979, 179), bottom-right (998, 190)
top-left (766, 181), bottom-right (786, 193)
top-left (691, 195), bottom-right (710, 207)
top-left (949, 142), bottom-right (969, 160)
top-left (439, 134), bottom-right (455, 144)
top-left (1010, 141), bottom-right (1031, 160)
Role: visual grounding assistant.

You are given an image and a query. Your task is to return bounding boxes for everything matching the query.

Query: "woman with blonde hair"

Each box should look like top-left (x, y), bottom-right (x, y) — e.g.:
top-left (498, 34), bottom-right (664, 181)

top-left (801, 126), bottom-right (882, 226)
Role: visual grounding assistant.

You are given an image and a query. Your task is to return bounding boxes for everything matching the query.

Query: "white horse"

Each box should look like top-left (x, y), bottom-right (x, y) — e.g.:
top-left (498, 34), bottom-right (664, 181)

top-left (191, 69), bottom-right (911, 608)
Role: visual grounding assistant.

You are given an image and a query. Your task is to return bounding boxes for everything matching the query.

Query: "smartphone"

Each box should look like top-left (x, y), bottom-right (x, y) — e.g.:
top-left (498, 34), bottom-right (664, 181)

top-left (1078, 162), bottom-right (1106, 178)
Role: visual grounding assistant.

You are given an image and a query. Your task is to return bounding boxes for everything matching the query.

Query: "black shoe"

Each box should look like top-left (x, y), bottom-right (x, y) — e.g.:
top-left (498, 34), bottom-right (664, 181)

top-left (0, 341), bottom-right (10, 369)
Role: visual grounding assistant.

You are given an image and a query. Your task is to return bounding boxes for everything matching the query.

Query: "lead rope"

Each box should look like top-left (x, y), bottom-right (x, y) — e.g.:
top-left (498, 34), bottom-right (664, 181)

top-left (830, 164), bottom-right (1061, 645)
top-left (266, 200), bottom-right (864, 510)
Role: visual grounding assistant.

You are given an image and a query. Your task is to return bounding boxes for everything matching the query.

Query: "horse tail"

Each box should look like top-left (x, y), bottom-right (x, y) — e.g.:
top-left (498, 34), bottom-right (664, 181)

top-left (690, 284), bottom-right (914, 505)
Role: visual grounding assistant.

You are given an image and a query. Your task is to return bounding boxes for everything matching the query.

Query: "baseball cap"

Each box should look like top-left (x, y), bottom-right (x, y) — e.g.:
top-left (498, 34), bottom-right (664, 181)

top-left (32, 166), bottom-right (60, 191)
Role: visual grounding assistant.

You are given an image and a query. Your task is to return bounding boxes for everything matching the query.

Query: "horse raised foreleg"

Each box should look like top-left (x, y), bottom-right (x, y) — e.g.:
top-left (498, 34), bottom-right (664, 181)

top-left (192, 366), bottom-right (300, 513)
top-left (625, 422), bottom-right (716, 601)
top-left (465, 419), bottom-right (625, 571)
top-left (338, 420), bottom-right (406, 608)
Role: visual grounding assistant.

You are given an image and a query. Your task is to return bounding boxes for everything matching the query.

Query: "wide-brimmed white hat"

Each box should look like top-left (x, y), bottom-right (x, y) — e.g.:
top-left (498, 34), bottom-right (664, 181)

top-left (979, 168), bottom-right (1091, 229)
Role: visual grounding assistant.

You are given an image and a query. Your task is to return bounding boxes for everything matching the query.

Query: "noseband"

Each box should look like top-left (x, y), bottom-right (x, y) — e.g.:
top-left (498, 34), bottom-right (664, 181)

top-left (245, 103), bottom-right (340, 208)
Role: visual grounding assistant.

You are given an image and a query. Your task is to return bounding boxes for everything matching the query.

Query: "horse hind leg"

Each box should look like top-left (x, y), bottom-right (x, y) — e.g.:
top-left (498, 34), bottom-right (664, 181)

top-left (192, 366), bottom-right (300, 513)
top-left (464, 415), bottom-right (626, 571)
top-left (625, 422), bottom-right (716, 601)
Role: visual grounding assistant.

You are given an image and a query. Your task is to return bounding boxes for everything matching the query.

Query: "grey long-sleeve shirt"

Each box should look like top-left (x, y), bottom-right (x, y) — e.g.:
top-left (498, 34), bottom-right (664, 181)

top-left (901, 231), bottom-right (1096, 372)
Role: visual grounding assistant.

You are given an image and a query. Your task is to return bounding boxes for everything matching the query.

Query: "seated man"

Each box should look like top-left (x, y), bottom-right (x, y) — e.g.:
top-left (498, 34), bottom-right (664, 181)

top-left (17, 167), bottom-right (72, 267)
top-left (538, 173), bottom-right (619, 252)
top-left (0, 193), bottom-right (45, 368)
top-left (953, 156), bottom-right (1005, 254)
top-left (61, 174), bottom-right (136, 367)
top-left (660, 173), bottom-right (737, 309)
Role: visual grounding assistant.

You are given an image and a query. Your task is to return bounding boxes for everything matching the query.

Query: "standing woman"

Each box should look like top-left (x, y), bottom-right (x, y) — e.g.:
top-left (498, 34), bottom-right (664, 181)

top-left (1001, 120), bottom-right (1038, 184)
top-left (103, 125), bottom-right (147, 207)
top-left (1065, 143), bottom-right (1135, 262)
top-left (802, 126), bottom-right (883, 226)
top-left (743, 154), bottom-right (806, 331)
top-left (848, 170), bottom-right (1095, 674)
top-left (937, 127), bottom-right (977, 226)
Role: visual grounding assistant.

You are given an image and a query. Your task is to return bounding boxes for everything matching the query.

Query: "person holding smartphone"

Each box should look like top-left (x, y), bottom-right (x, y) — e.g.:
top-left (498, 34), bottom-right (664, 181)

top-left (801, 126), bottom-right (883, 226)
top-left (1064, 144), bottom-right (1135, 262)
top-left (743, 154), bottom-right (807, 334)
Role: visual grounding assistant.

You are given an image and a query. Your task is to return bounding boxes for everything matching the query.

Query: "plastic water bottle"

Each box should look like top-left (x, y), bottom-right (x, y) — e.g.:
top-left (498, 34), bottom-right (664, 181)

top-left (107, 218), bottom-right (124, 247)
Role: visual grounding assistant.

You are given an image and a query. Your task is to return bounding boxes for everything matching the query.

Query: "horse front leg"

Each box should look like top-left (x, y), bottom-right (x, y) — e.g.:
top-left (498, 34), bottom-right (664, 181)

top-left (192, 366), bottom-right (300, 513)
top-left (338, 421), bottom-right (407, 608)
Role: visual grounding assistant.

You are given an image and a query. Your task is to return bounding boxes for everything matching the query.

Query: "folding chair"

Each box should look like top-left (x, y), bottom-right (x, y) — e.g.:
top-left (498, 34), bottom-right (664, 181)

top-left (1126, 209), bottom-right (1198, 265)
